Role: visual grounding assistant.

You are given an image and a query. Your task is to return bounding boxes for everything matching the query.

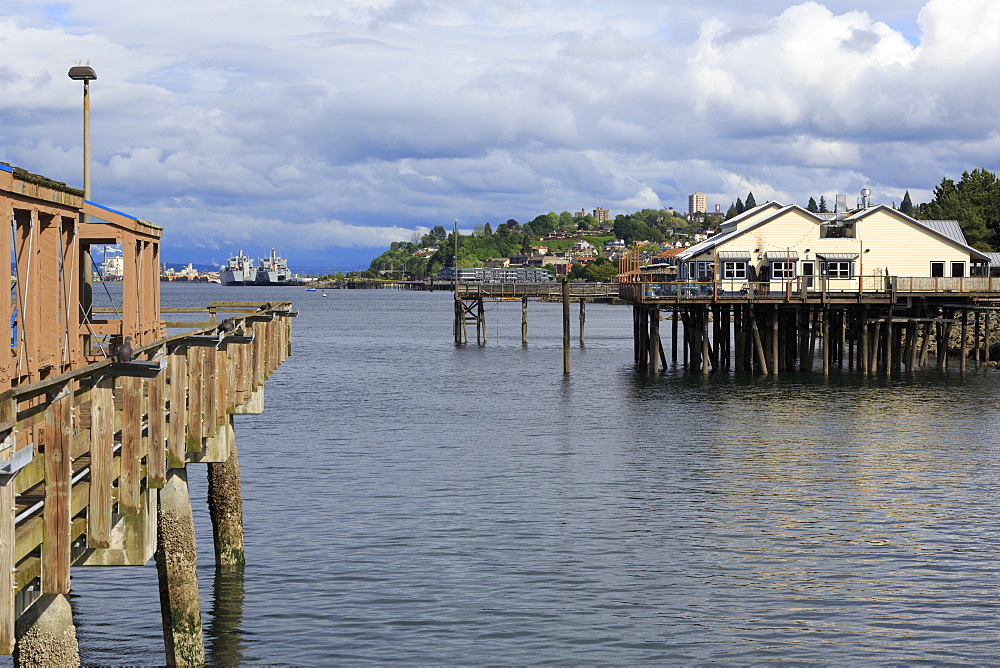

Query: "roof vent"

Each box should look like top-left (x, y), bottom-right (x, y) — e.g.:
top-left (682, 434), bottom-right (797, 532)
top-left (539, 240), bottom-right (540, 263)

top-left (859, 188), bottom-right (872, 209)
top-left (835, 194), bottom-right (848, 221)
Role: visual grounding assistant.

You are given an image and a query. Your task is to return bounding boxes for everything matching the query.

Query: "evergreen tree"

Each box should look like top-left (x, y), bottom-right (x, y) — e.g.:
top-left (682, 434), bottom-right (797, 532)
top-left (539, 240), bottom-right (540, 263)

top-left (745, 192), bottom-right (757, 209)
top-left (725, 203), bottom-right (738, 220)
top-left (807, 197), bottom-right (818, 212)
top-left (735, 197), bottom-right (745, 215)
top-left (900, 191), bottom-right (914, 216)
top-left (918, 169), bottom-right (1000, 250)
top-left (818, 196), bottom-right (829, 213)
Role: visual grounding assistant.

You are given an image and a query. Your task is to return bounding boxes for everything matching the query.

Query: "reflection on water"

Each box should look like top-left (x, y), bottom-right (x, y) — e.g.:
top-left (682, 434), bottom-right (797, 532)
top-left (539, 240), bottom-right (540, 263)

top-left (206, 568), bottom-right (250, 667)
top-left (54, 285), bottom-right (1000, 664)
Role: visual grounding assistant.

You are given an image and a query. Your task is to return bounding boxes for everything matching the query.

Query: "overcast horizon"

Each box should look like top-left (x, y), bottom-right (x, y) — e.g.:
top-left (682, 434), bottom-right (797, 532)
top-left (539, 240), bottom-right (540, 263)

top-left (2, 1), bottom-right (998, 270)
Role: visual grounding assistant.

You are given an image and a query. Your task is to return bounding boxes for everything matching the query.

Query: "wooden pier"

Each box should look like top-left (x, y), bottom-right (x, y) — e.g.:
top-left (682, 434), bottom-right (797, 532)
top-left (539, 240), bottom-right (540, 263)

top-left (619, 278), bottom-right (1000, 375)
top-left (453, 282), bottom-right (619, 347)
top-left (2, 162), bottom-right (294, 665)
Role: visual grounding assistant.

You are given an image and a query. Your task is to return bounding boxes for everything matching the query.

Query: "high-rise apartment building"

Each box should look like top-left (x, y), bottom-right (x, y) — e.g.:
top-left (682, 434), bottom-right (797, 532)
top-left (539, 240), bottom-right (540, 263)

top-left (688, 192), bottom-right (708, 216)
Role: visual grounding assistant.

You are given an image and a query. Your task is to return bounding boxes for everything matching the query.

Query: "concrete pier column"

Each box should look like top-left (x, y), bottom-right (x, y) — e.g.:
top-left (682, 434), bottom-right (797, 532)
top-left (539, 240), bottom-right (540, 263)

top-left (13, 594), bottom-right (79, 667)
top-left (155, 468), bottom-right (205, 666)
top-left (208, 416), bottom-right (245, 569)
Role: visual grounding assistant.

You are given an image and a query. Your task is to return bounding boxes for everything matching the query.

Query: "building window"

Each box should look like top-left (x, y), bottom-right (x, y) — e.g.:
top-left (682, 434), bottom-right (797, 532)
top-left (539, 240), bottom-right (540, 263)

top-left (930, 261), bottom-right (945, 277)
top-left (822, 261), bottom-right (853, 278)
top-left (722, 261), bottom-right (747, 280)
top-left (951, 261), bottom-right (966, 277)
top-left (695, 261), bottom-right (714, 280)
top-left (820, 222), bottom-right (855, 238)
top-left (771, 260), bottom-right (796, 279)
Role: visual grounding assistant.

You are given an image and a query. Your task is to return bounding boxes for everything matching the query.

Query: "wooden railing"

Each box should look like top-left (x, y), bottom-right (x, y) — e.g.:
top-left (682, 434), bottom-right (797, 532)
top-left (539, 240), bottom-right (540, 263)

top-left (619, 275), bottom-right (1000, 303)
top-left (0, 301), bottom-right (294, 654)
top-left (455, 282), bottom-right (619, 299)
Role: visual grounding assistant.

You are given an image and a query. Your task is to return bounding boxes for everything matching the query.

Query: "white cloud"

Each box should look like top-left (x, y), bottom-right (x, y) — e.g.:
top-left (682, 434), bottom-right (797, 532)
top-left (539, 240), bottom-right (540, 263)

top-left (2, 0), bottom-right (1000, 267)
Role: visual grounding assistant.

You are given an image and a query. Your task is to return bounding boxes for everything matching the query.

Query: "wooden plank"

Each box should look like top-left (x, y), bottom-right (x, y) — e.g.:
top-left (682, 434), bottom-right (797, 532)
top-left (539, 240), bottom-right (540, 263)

top-left (167, 348), bottom-right (188, 467)
top-left (252, 321), bottom-right (264, 387)
top-left (202, 345), bottom-right (217, 438)
top-left (119, 375), bottom-right (142, 514)
top-left (186, 347), bottom-right (203, 452)
top-left (148, 368), bottom-right (166, 487)
top-left (0, 479), bottom-right (13, 654)
top-left (42, 392), bottom-right (72, 594)
top-left (88, 375), bottom-right (113, 548)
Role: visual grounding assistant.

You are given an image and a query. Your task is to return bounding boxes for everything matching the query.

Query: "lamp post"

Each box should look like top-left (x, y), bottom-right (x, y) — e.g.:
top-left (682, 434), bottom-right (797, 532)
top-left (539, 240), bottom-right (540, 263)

top-left (67, 65), bottom-right (97, 206)
top-left (69, 65), bottom-right (97, 350)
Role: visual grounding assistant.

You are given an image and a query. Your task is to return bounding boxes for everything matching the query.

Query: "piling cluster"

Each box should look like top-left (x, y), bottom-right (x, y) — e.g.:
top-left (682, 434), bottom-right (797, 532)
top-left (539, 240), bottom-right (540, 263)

top-left (635, 301), bottom-right (999, 375)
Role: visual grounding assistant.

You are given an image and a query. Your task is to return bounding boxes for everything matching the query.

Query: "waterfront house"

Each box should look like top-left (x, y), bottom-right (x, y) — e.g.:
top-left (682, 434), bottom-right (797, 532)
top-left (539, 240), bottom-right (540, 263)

top-left (673, 191), bottom-right (991, 293)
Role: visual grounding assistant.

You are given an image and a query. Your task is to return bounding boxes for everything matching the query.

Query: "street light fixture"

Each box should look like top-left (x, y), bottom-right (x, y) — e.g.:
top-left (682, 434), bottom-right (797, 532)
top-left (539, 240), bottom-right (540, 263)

top-left (67, 65), bottom-right (97, 204)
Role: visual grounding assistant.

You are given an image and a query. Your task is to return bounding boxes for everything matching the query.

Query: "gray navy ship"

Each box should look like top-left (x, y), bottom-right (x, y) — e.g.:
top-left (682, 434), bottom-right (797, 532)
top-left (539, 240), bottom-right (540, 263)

top-left (221, 248), bottom-right (303, 286)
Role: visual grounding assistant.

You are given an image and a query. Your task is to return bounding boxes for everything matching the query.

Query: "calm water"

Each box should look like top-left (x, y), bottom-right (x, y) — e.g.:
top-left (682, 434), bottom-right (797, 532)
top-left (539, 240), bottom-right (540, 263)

top-left (24, 284), bottom-right (1000, 663)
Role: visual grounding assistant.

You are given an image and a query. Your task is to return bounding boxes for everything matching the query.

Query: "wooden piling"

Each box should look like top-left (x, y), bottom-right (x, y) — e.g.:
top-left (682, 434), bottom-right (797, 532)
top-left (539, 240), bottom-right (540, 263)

top-left (750, 312), bottom-right (768, 375)
top-left (521, 295), bottom-right (528, 346)
top-left (13, 594), bottom-right (79, 667)
top-left (579, 299), bottom-right (586, 347)
top-left (562, 280), bottom-right (570, 374)
top-left (822, 310), bottom-right (830, 376)
top-left (650, 308), bottom-right (660, 375)
top-left (671, 306), bottom-right (678, 368)
top-left (207, 418), bottom-right (244, 569)
top-left (155, 467), bottom-right (206, 666)
top-left (960, 309), bottom-right (968, 373)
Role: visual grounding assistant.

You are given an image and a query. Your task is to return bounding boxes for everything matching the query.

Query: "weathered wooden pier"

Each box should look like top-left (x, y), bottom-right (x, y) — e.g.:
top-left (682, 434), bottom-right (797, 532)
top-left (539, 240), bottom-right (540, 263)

top-left (2, 162), bottom-right (294, 665)
top-left (619, 278), bottom-right (1000, 375)
top-left (453, 282), bottom-right (619, 374)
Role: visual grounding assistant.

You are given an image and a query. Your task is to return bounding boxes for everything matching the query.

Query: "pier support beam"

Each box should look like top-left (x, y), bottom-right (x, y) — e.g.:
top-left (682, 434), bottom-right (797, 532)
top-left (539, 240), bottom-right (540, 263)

top-left (155, 468), bottom-right (205, 666)
top-left (13, 594), bottom-right (79, 668)
top-left (207, 418), bottom-right (245, 569)
top-left (521, 296), bottom-right (528, 346)
top-left (562, 280), bottom-right (570, 374)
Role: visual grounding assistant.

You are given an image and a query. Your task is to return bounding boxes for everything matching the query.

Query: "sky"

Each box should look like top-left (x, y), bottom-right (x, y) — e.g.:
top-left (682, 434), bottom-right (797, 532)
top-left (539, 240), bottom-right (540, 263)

top-left (2, 0), bottom-right (999, 271)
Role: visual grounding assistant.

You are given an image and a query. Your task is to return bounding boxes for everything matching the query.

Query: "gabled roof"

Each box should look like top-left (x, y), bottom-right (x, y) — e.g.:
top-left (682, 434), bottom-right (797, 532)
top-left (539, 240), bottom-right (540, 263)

top-left (717, 201), bottom-right (783, 234)
top-left (679, 203), bottom-right (813, 261)
top-left (679, 202), bottom-right (990, 263)
top-left (847, 205), bottom-right (988, 260)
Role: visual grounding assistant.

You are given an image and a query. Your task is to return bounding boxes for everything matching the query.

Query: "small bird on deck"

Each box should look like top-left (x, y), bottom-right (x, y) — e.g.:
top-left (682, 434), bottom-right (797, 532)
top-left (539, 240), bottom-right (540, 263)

top-left (218, 318), bottom-right (236, 334)
top-left (258, 302), bottom-right (272, 312)
top-left (234, 325), bottom-right (245, 336)
top-left (114, 336), bottom-right (134, 363)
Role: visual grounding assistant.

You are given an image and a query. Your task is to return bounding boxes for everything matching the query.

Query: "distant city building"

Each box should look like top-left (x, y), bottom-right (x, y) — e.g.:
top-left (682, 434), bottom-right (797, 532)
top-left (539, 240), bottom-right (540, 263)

top-left (593, 207), bottom-right (609, 224)
top-left (574, 209), bottom-right (587, 218)
top-left (688, 192), bottom-right (708, 216)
